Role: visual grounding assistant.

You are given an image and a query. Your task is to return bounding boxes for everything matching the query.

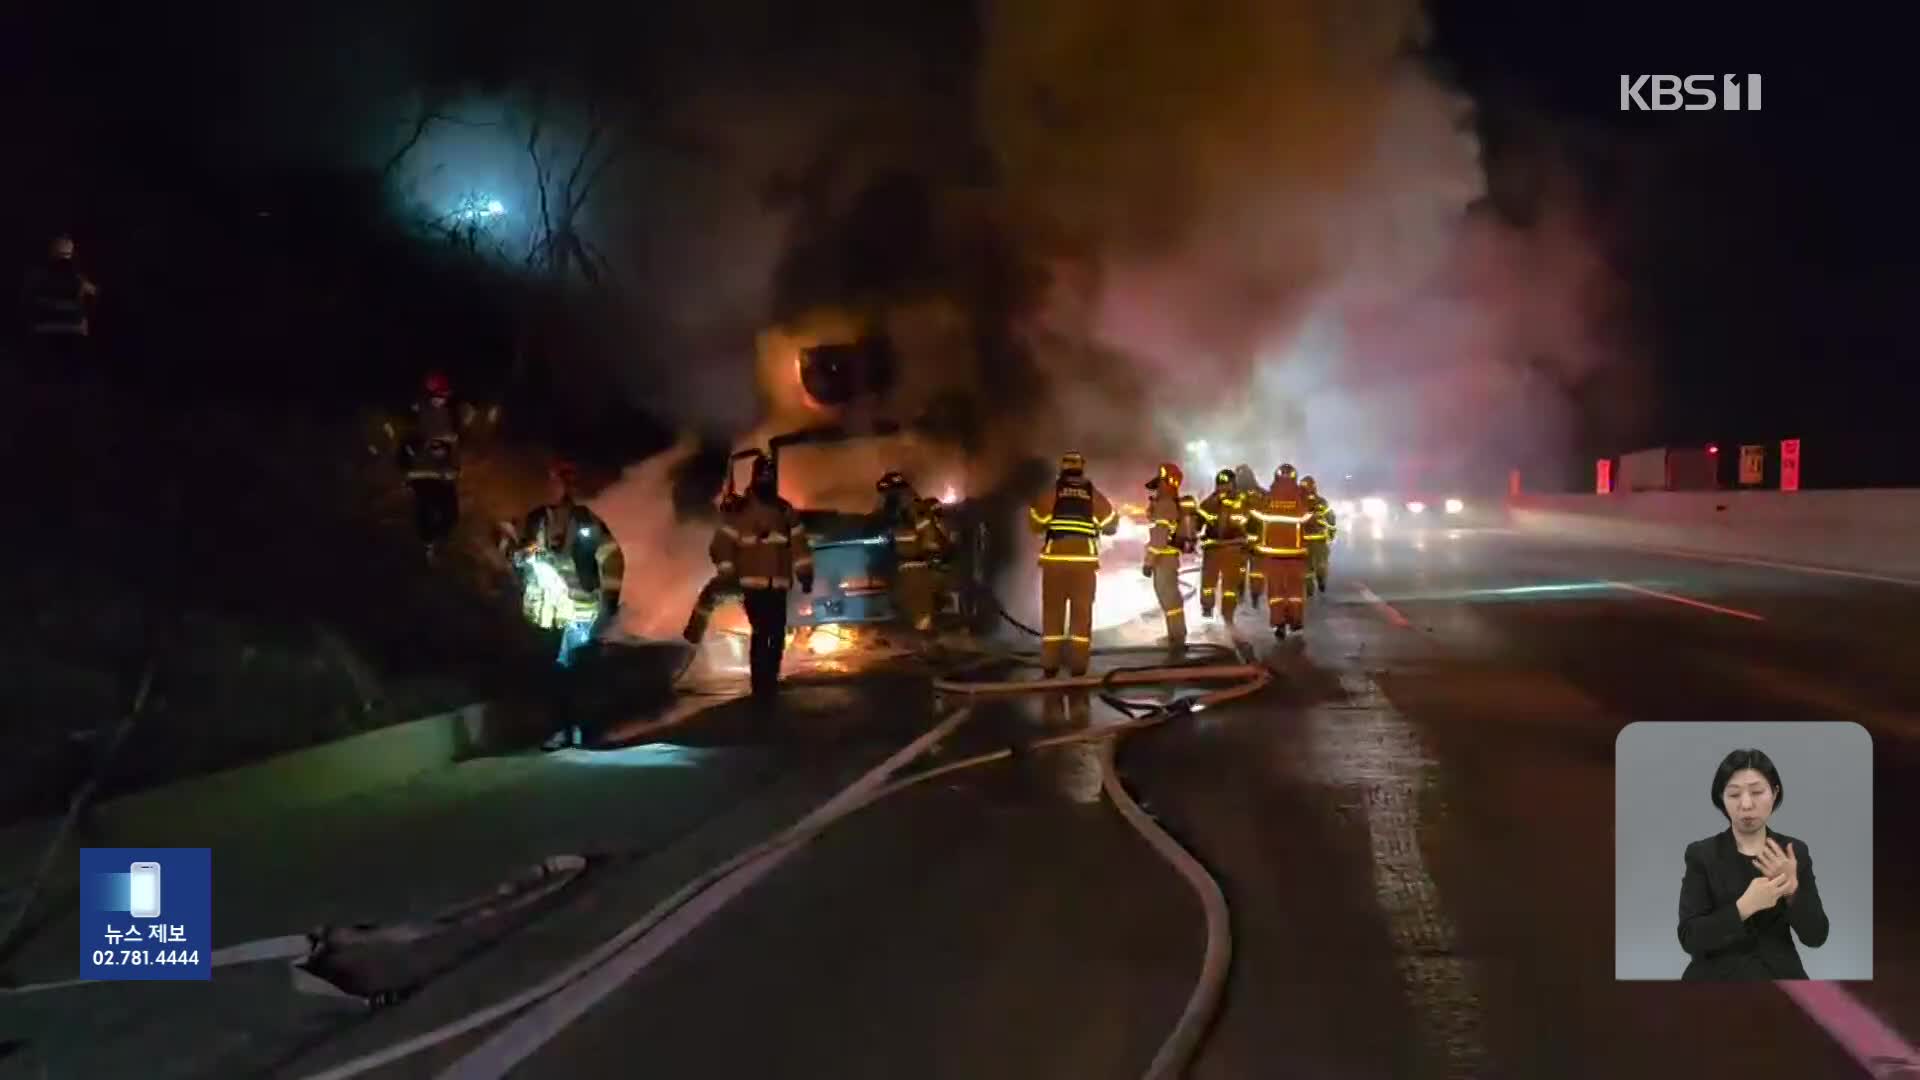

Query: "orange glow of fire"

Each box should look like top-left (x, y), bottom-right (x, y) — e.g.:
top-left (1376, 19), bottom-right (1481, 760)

top-left (807, 624), bottom-right (854, 655)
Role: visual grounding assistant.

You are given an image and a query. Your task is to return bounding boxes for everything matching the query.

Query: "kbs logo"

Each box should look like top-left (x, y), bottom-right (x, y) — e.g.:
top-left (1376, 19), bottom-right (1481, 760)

top-left (1620, 74), bottom-right (1762, 111)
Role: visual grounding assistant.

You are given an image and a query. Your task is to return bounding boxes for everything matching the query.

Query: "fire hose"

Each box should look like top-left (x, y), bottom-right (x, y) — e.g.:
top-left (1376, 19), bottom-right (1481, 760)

top-left (9, 579), bottom-right (1268, 1080)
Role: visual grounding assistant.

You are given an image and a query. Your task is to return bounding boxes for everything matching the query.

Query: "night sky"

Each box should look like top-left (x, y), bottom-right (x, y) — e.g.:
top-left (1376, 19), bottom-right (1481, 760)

top-left (5, 0), bottom-right (1910, 488)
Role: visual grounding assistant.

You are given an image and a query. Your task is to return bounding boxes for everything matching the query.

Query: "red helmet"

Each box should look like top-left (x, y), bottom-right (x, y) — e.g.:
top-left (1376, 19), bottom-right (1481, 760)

top-left (423, 372), bottom-right (452, 396)
top-left (1158, 462), bottom-right (1183, 488)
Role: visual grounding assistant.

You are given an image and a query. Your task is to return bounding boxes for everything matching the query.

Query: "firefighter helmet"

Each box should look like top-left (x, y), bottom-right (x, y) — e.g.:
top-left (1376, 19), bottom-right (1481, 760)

top-left (1059, 450), bottom-right (1086, 474)
top-left (423, 371), bottom-right (452, 396)
top-left (749, 452), bottom-right (775, 490)
top-left (1158, 462), bottom-right (1184, 488)
top-left (1276, 463), bottom-right (1297, 481)
top-left (1215, 468), bottom-right (1235, 489)
top-left (1302, 475), bottom-right (1318, 492)
top-left (49, 235), bottom-right (75, 260)
top-left (876, 470), bottom-right (909, 493)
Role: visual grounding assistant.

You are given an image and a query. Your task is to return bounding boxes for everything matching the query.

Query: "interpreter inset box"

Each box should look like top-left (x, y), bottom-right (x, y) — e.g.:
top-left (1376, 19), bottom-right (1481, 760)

top-left (1614, 722), bottom-right (1871, 981)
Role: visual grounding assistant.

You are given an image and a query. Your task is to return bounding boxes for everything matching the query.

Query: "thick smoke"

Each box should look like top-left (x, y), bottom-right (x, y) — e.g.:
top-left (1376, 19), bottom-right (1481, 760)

top-left (979, 0), bottom-right (1634, 489)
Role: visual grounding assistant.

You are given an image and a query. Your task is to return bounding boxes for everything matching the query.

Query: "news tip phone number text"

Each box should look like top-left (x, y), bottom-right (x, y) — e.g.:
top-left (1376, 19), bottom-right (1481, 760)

top-left (90, 949), bottom-right (201, 966)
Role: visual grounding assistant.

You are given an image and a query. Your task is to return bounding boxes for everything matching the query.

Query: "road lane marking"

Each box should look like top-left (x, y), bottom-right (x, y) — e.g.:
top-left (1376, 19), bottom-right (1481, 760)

top-left (1604, 581), bottom-right (1766, 622)
top-left (1501, 532), bottom-right (1920, 589)
top-left (1777, 982), bottom-right (1920, 1077)
top-left (1357, 584), bottom-right (1412, 628)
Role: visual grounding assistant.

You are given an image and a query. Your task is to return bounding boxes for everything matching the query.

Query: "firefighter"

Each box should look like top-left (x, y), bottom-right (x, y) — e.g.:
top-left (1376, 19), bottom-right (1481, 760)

top-left (509, 458), bottom-right (624, 749)
top-left (710, 453), bottom-right (814, 698)
top-left (20, 234), bottom-right (98, 367)
top-left (1248, 464), bottom-right (1311, 639)
top-left (1028, 451), bottom-right (1118, 677)
top-left (400, 372), bottom-right (462, 562)
top-left (1143, 462), bottom-right (1194, 652)
top-left (1234, 464), bottom-right (1265, 607)
top-left (1301, 474), bottom-right (1337, 596)
top-left (876, 471), bottom-right (948, 634)
top-left (516, 459), bottom-right (625, 665)
top-left (1194, 468), bottom-right (1249, 622)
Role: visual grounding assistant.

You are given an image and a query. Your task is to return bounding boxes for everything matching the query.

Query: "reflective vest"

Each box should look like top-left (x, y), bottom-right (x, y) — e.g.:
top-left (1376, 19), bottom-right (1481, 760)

top-left (1249, 482), bottom-right (1310, 557)
top-left (1196, 490), bottom-right (1248, 546)
top-left (518, 502), bottom-right (624, 628)
top-left (1029, 474), bottom-right (1117, 564)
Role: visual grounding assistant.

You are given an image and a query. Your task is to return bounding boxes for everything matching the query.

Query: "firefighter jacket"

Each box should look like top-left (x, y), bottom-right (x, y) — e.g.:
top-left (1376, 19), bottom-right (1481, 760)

top-left (1248, 478), bottom-right (1311, 558)
top-left (713, 490), bottom-right (815, 591)
top-left (403, 397), bottom-right (464, 480)
top-left (23, 260), bottom-right (95, 337)
top-left (1303, 494), bottom-right (1337, 542)
top-left (1028, 474), bottom-right (1119, 564)
top-left (886, 498), bottom-right (950, 570)
top-left (1144, 488), bottom-right (1194, 564)
top-left (519, 501), bottom-right (624, 628)
top-left (1195, 490), bottom-right (1249, 547)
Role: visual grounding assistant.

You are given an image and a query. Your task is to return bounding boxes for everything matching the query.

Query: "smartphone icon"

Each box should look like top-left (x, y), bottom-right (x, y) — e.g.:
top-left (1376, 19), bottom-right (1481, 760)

top-left (128, 862), bottom-right (162, 919)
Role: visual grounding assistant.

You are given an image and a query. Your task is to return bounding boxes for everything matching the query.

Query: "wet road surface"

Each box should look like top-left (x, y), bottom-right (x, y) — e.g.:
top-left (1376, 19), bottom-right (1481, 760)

top-left (11, 525), bottom-right (1917, 1078)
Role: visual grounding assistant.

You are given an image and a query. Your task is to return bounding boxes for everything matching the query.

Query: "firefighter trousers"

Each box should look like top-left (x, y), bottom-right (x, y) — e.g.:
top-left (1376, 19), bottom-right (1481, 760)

top-left (1039, 559), bottom-right (1097, 675)
top-left (1262, 555), bottom-right (1308, 630)
top-left (1199, 545), bottom-right (1245, 620)
top-left (895, 563), bottom-right (940, 633)
top-left (1151, 555), bottom-right (1186, 648)
top-left (410, 478), bottom-right (460, 545)
top-left (743, 587), bottom-right (789, 696)
top-left (1307, 539), bottom-right (1330, 592)
top-left (1246, 555), bottom-right (1264, 605)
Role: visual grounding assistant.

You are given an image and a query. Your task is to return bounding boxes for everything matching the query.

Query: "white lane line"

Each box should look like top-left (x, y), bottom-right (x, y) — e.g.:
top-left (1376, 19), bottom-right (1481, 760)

top-left (1357, 583), bottom-right (1413, 628)
top-left (1502, 532), bottom-right (1920, 589)
top-left (1604, 580), bottom-right (1766, 622)
top-left (1777, 982), bottom-right (1920, 1077)
top-left (1625, 545), bottom-right (1920, 588)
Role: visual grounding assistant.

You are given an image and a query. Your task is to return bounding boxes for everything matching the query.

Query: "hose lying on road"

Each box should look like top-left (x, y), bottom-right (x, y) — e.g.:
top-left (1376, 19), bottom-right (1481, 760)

top-left (289, 640), bottom-right (1266, 1080)
top-left (4, 579), bottom-right (1266, 1080)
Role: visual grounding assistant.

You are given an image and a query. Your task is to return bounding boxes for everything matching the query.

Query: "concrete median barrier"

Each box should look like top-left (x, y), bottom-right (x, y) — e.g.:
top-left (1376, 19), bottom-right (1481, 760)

top-left (1505, 490), bottom-right (1920, 580)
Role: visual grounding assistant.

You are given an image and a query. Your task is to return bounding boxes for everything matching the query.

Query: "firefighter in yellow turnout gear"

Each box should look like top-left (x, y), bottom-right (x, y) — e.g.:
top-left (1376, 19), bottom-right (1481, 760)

top-left (709, 454), bottom-right (815, 698)
top-left (1028, 451), bottom-right (1118, 676)
top-left (1194, 469), bottom-right (1249, 622)
top-left (876, 472), bottom-right (949, 634)
top-left (1233, 464), bottom-right (1266, 608)
top-left (1249, 464), bottom-right (1311, 639)
top-left (1301, 475), bottom-right (1337, 596)
top-left (1143, 462), bottom-right (1195, 651)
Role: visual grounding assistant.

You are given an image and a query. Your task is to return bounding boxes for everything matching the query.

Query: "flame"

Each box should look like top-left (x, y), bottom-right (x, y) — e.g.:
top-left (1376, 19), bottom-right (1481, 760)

top-left (806, 625), bottom-right (850, 655)
top-left (940, 485), bottom-right (960, 505)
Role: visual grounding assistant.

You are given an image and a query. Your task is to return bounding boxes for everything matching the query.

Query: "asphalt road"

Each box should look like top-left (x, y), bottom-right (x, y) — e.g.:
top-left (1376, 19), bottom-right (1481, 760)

top-left (9, 525), bottom-right (1917, 1079)
top-left (493, 524), bottom-right (1920, 1080)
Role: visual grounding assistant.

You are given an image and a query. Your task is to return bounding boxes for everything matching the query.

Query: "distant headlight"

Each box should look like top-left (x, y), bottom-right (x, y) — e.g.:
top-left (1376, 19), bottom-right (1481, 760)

top-left (1406, 501), bottom-right (1427, 515)
top-left (1360, 497), bottom-right (1389, 519)
top-left (1334, 500), bottom-right (1356, 518)
top-left (1444, 498), bottom-right (1465, 515)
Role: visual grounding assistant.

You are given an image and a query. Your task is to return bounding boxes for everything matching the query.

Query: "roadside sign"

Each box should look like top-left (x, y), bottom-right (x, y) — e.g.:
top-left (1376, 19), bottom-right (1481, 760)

top-left (1597, 458), bottom-right (1613, 494)
top-left (1780, 438), bottom-right (1801, 492)
top-left (1739, 444), bottom-right (1765, 485)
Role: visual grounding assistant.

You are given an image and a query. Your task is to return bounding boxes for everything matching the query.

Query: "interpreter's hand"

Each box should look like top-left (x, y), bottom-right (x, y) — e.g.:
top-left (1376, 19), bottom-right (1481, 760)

top-left (1737, 872), bottom-right (1792, 919)
top-left (1752, 838), bottom-right (1800, 899)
